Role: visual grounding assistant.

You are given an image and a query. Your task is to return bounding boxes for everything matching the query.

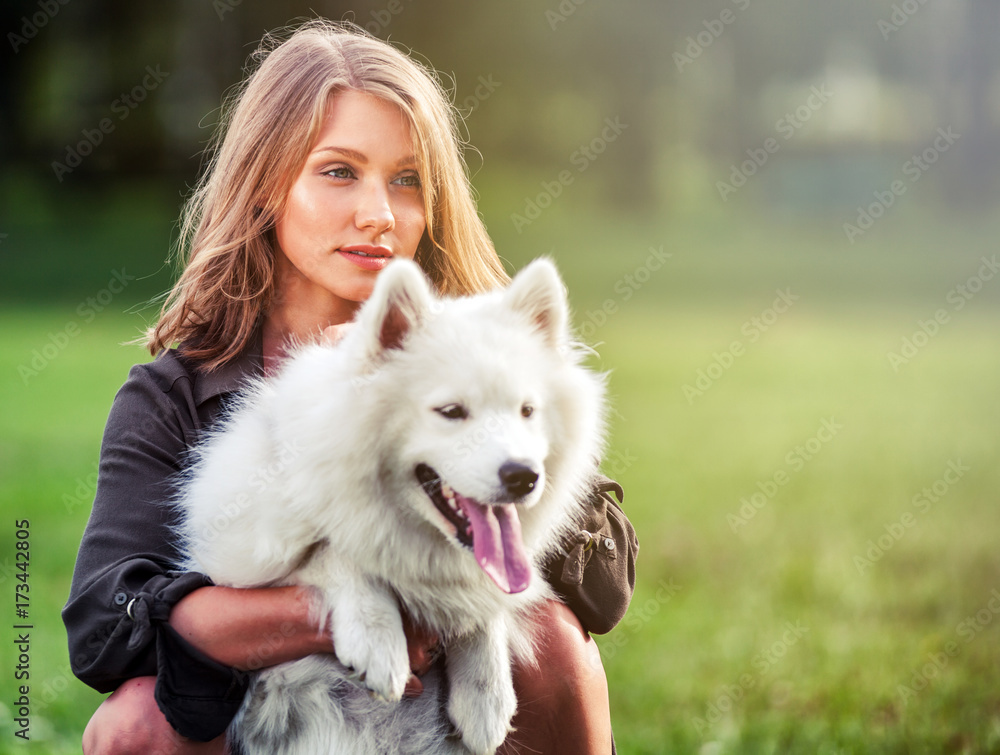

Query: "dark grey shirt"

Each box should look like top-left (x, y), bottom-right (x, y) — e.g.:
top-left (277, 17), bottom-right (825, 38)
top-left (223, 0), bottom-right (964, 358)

top-left (63, 337), bottom-right (263, 739)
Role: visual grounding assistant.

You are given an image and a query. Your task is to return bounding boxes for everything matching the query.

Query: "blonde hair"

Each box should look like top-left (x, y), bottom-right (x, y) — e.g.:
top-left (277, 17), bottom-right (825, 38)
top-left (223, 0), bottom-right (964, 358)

top-left (146, 19), bottom-right (508, 371)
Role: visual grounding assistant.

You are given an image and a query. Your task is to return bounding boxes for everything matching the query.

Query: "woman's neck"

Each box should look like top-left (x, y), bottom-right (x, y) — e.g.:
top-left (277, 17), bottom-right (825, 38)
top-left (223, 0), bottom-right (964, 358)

top-left (261, 297), bottom-right (358, 375)
top-left (262, 256), bottom-right (361, 374)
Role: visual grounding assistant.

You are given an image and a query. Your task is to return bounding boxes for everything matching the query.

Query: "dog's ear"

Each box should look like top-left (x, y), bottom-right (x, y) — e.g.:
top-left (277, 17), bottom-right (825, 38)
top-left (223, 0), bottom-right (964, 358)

top-left (361, 259), bottom-right (433, 359)
top-left (504, 258), bottom-right (568, 348)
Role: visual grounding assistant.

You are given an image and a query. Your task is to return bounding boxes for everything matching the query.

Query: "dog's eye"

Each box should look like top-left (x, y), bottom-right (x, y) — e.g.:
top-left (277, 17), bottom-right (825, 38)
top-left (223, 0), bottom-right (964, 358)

top-left (435, 403), bottom-right (469, 421)
top-left (521, 403), bottom-right (534, 418)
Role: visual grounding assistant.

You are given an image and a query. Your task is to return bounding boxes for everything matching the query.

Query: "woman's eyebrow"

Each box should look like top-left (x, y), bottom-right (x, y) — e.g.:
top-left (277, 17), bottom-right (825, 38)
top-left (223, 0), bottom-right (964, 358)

top-left (312, 146), bottom-right (417, 168)
top-left (313, 146), bottom-right (367, 163)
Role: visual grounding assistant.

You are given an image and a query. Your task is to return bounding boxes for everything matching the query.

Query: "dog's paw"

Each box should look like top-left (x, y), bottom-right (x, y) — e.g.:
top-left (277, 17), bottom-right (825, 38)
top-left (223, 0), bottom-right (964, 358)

top-left (332, 615), bottom-right (410, 703)
top-left (447, 682), bottom-right (517, 755)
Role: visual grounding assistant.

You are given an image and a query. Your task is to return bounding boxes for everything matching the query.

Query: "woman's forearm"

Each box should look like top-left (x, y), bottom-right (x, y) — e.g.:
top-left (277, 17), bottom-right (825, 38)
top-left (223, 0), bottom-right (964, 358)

top-left (169, 585), bottom-right (331, 670)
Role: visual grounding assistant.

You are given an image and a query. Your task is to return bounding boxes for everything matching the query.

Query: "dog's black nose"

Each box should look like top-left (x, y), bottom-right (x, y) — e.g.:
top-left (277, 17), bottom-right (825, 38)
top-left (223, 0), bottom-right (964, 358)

top-left (499, 462), bottom-right (539, 499)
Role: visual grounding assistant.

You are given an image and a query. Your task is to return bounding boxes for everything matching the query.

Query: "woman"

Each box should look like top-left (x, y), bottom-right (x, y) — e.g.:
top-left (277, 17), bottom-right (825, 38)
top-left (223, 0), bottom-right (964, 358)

top-left (64, 20), bottom-right (637, 754)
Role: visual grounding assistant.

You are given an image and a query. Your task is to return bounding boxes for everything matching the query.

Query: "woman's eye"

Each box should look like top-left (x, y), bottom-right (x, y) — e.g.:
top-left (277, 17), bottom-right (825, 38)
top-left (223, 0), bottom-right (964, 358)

top-left (435, 403), bottom-right (468, 421)
top-left (394, 172), bottom-right (421, 188)
top-left (325, 166), bottom-right (354, 180)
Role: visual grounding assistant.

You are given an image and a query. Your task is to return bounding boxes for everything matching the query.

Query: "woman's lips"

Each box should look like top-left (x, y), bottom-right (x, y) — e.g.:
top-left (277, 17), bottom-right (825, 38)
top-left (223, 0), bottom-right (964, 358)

top-left (337, 245), bottom-right (393, 271)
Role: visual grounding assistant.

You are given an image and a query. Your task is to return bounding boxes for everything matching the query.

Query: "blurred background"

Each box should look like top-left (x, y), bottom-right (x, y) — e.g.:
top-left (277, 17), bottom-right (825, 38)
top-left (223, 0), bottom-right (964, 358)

top-left (2, 1), bottom-right (999, 752)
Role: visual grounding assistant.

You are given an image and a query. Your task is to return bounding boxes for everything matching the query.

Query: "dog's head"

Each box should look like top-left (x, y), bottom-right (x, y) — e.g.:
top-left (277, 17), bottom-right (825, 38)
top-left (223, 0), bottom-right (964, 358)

top-left (348, 258), bottom-right (605, 595)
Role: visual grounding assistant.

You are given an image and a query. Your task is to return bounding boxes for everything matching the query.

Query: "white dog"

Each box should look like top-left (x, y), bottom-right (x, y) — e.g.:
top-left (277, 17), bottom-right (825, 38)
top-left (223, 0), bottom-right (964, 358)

top-left (178, 258), bottom-right (607, 754)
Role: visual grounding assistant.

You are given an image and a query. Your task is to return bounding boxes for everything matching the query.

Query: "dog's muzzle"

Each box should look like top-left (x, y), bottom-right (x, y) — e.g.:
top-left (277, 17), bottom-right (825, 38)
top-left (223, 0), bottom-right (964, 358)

top-left (414, 463), bottom-right (533, 594)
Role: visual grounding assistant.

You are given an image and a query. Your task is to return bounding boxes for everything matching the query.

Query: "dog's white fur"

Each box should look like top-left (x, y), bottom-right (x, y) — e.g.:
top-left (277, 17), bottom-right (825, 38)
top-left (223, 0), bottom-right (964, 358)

top-left (177, 258), bottom-right (606, 754)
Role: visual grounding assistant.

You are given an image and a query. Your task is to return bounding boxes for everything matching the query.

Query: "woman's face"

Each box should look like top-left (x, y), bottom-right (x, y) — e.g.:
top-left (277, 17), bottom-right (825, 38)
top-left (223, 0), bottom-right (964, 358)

top-left (273, 89), bottom-right (427, 323)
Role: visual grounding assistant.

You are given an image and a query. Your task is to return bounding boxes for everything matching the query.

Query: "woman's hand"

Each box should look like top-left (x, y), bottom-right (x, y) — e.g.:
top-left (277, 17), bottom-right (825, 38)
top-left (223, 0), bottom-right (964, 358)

top-left (401, 610), bottom-right (441, 698)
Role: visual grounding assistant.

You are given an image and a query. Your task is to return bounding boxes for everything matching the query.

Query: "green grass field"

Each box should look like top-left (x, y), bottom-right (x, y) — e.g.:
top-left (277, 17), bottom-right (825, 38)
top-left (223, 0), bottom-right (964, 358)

top-left (1, 202), bottom-right (999, 753)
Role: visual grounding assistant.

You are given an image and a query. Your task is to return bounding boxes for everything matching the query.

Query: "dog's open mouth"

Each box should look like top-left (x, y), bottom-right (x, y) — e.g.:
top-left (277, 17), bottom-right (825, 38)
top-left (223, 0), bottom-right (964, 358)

top-left (415, 463), bottom-right (531, 595)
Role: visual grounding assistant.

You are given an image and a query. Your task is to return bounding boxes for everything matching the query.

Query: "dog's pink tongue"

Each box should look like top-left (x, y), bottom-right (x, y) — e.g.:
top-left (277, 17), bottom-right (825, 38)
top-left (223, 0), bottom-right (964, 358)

top-left (458, 496), bottom-right (532, 594)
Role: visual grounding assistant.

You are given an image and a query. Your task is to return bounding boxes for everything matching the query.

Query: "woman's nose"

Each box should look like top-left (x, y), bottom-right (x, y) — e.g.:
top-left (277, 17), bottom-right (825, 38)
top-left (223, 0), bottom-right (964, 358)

top-left (356, 183), bottom-right (395, 235)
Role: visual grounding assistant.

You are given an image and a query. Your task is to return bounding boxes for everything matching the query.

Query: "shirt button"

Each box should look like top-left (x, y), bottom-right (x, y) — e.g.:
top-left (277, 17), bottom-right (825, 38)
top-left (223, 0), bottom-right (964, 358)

top-left (604, 537), bottom-right (616, 551)
top-left (113, 591), bottom-right (128, 606)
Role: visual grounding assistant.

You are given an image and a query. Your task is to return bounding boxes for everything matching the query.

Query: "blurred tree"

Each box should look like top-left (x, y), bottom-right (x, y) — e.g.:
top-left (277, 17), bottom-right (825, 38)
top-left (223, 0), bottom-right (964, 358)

top-left (2, 0), bottom-right (997, 212)
top-left (948, 0), bottom-right (999, 207)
